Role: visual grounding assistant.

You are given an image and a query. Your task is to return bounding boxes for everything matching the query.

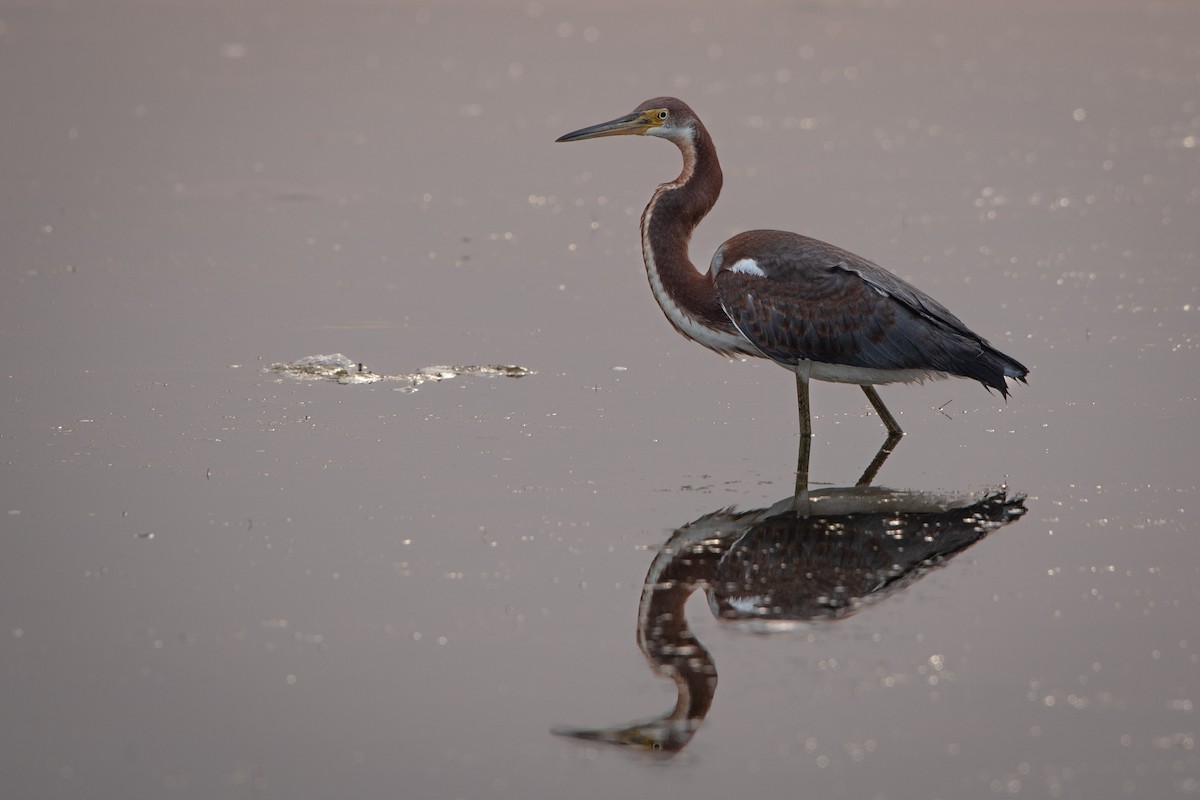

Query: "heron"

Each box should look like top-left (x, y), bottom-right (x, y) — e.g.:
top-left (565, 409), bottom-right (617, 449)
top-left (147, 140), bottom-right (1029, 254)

top-left (557, 97), bottom-right (1027, 484)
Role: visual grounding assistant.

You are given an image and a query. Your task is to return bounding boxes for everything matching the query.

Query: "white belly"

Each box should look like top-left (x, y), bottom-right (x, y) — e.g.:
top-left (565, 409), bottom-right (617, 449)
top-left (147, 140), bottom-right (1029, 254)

top-left (798, 360), bottom-right (947, 386)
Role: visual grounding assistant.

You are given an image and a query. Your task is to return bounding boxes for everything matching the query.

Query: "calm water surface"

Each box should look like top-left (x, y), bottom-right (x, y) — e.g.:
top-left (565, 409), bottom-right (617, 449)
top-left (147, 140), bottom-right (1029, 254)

top-left (2, 1), bottom-right (1197, 798)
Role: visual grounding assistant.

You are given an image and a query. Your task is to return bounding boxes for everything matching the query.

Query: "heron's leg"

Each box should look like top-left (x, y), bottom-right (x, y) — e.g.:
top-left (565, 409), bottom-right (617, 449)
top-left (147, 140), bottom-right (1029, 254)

top-left (855, 385), bottom-right (903, 486)
top-left (795, 372), bottom-right (812, 500)
top-left (862, 385), bottom-right (903, 436)
top-left (856, 431), bottom-right (903, 487)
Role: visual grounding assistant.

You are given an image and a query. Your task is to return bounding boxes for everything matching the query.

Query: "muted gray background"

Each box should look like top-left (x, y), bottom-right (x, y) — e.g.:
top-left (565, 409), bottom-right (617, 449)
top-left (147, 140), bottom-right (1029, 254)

top-left (2, 0), bottom-right (1197, 798)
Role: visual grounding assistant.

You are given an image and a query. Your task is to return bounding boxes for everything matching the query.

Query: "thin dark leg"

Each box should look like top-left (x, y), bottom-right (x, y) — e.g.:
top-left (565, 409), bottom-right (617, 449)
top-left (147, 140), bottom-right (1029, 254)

top-left (795, 373), bottom-right (812, 500)
top-left (861, 385), bottom-right (903, 436)
top-left (855, 431), bottom-right (903, 487)
top-left (855, 386), bottom-right (903, 486)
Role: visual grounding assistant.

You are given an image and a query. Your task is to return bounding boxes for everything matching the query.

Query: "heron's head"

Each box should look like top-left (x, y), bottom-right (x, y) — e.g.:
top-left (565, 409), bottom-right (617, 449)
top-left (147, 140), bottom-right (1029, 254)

top-left (551, 717), bottom-right (695, 754)
top-left (556, 97), bottom-right (698, 145)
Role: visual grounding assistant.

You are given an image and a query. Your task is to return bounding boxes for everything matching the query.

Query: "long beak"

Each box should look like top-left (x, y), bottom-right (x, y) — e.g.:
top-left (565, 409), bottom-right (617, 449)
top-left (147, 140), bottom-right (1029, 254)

top-left (551, 720), bottom-right (692, 753)
top-left (556, 111), bottom-right (651, 142)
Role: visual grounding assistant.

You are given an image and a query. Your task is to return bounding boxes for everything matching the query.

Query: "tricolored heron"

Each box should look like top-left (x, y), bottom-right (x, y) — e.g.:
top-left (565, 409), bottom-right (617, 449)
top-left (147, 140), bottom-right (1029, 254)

top-left (557, 97), bottom-right (1028, 484)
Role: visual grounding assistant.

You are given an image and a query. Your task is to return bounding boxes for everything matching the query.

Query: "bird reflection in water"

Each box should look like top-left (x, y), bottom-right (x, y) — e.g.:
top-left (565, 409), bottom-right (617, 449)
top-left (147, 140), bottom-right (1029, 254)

top-left (553, 482), bottom-right (1026, 754)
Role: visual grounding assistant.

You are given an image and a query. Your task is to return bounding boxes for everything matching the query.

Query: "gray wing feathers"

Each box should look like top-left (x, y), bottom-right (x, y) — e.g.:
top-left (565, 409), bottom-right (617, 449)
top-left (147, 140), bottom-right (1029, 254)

top-left (712, 230), bottom-right (1028, 393)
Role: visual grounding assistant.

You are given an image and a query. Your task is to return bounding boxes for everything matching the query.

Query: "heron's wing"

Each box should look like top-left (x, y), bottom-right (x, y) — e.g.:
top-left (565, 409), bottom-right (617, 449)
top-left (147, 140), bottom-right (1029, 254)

top-left (712, 230), bottom-right (1008, 386)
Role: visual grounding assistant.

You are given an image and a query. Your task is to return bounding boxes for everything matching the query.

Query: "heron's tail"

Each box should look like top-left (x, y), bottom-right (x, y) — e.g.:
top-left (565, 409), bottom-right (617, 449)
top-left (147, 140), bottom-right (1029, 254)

top-left (984, 346), bottom-right (1028, 398)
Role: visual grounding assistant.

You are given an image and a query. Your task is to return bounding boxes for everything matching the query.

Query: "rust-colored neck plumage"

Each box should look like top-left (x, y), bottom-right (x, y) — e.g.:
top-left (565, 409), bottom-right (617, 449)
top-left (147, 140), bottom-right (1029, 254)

top-left (640, 122), bottom-right (740, 337)
top-left (637, 534), bottom-right (720, 727)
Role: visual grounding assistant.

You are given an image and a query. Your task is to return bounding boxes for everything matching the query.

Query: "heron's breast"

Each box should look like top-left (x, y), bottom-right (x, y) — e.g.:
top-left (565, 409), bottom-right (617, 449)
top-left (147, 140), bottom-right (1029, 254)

top-left (645, 263), bottom-right (759, 357)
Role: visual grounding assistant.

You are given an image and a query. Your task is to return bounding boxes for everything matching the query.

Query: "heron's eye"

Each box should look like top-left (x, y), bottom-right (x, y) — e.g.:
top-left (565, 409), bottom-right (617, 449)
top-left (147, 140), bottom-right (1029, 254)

top-left (657, 110), bottom-right (669, 121)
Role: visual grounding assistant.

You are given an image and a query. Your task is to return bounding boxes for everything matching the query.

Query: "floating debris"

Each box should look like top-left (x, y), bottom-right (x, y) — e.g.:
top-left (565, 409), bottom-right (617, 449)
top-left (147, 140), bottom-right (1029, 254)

top-left (268, 354), bottom-right (380, 383)
top-left (266, 354), bottom-right (534, 392)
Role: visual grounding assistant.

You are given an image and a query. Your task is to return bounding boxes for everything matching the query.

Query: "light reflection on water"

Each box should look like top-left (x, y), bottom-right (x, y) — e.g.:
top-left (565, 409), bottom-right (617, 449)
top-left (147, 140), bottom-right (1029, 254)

top-left (1, 0), bottom-right (1197, 798)
top-left (555, 482), bottom-right (1027, 754)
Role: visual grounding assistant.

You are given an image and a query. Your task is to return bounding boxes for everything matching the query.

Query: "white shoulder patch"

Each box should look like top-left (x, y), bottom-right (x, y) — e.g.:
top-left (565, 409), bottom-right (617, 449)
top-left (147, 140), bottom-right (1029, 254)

top-left (728, 257), bottom-right (766, 277)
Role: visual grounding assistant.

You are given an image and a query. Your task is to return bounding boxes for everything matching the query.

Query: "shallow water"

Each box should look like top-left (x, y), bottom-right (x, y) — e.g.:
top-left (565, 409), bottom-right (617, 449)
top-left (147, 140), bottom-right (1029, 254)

top-left (2, 1), bottom-right (1198, 798)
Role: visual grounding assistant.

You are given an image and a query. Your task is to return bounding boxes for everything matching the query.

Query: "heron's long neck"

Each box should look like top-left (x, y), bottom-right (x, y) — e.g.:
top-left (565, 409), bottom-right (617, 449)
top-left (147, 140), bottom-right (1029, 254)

top-left (637, 539), bottom-right (719, 725)
top-left (640, 127), bottom-right (732, 330)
